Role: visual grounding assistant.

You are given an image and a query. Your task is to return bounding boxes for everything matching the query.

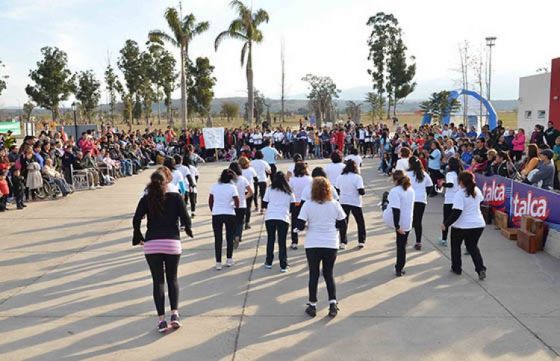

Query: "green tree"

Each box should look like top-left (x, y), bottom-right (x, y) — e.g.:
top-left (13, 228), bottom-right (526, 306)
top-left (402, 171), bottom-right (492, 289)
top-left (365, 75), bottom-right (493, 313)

top-left (387, 36), bottom-right (416, 116)
top-left (75, 70), bottom-right (101, 122)
top-left (301, 74), bottom-right (341, 128)
top-left (187, 57), bottom-right (216, 118)
top-left (221, 102), bottom-right (239, 122)
top-left (118, 40), bottom-right (143, 127)
top-left (25, 47), bottom-right (75, 121)
top-left (104, 62), bottom-right (122, 123)
top-left (22, 101), bottom-right (35, 123)
top-left (420, 91), bottom-right (461, 123)
top-left (138, 50), bottom-right (156, 124)
top-left (0, 60), bottom-right (8, 96)
top-left (215, 0), bottom-right (269, 126)
top-left (148, 41), bottom-right (177, 125)
top-left (149, 8), bottom-right (209, 129)
top-left (365, 92), bottom-right (385, 120)
top-left (366, 13), bottom-right (400, 118)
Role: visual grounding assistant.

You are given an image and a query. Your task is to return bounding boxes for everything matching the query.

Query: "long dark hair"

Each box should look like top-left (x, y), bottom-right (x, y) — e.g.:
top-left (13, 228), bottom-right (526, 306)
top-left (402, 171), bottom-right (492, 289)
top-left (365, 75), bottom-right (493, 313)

top-left (408, 156), bottom-right (425, 182)
top-left (219, 169), bottom-right (236, 184)
top-left (163, 156), bottom-right (176, 171)
top-left (294, 162), bottom-right (309, 177)
top-left (392, 170), bottom-right (411, 190)
top-left (271, 171), bottom-right (292, 194)
top-left (146, 171), bottom-right (166, 217)
top-left (448, 157), bottom-right (463, 175)
top-left (341, 159), bottom-right (358, 175)
top-left (330, 151), bottom-right (342, 164)
top-left (459, 171), bottom-right (476, 198)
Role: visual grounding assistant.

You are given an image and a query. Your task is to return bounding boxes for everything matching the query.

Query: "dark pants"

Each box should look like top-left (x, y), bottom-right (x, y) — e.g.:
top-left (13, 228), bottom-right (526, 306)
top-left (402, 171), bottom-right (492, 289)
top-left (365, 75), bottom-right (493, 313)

top-left (245, 196), bottom-right (253, 225)
top-left (0, 195), bottom-right (6, 211)
top-left (306, 248), bottom-right (337, 303)
top-left (185, 192), bottom-right (197, 213)
top-left (428, 168), bottom-right (444, 195)
top-left (441, 204), bottom-right (453, 240)
top-left (291, 204), bottom-right (302, 244)
top-left (145, 253), bottom-right (181, 316)
top-left (340, 205), bottom-right (366, 244)
top-left (450, 227), bottom-right (486, 274)
top-left (395, 231), bottom-right (410, 272)
top-left (235, 208), bottom-right (246, 239)
top-left (212, 214), bottom-right (237, 262)
top-left (412, 202), bottom-right (426, 244)
top-left (253, 181), bottom-right (267, 209)
top-left (15, 192), bottom-right (24, 208)
top-left (265, 220), bottom-right (289, 269)
top-left (269, 164), bottom-right (277, 179)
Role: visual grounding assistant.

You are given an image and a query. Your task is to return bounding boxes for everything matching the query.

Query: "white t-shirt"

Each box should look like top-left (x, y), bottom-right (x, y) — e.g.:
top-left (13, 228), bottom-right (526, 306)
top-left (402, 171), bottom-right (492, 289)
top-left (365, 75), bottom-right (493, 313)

top-left (383, 186), bottom-right (415, 231)
top-left (251, 159), bottom-right (271, 182)
top-left (171, 169), bottom-right (184, 187)
top-left (301, 183), bottom-right (339, 202)
top-left (263, 188), bottom-right (295, 223)
top-left (451, 187), bottom-right (486, 229)
top-left (176, 164), bottom-right (192, 180)
top-left (444, 171), bottom-right (459, 204)
top-left (336, 172), bottom-right (365, 207)
top-left (234, 175), bottom-right (252, 209)
top-left (325, 163), bottom-right (345, 187)
top-left (242, 167), bottom-right (258, 184)
top-left (251, 133), bottom-right (263, 145)
top-left (345, 154), bottom-right (363, 168)
top-left (286, 162), bottom-right (296, 177)
top-left (407, 171), bottom-right (433, 204)
top-left (289, 175), bottom-right (313, 203)
top-left (188, 164), bottom-right (199, 193)
top-left (210, 182), bottom-right (239, 216)
top-left (298, 200), bottom-right (347, 249)
top-left (395, 157), bottom-right (409, 172)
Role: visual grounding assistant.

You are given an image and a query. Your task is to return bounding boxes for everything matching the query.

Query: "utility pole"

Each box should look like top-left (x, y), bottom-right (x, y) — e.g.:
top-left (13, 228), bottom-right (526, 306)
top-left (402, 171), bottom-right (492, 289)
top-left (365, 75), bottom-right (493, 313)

top-left (280, 38), bottom-right (286, 123)
top-left (485, 36), bottom-right (497, 102)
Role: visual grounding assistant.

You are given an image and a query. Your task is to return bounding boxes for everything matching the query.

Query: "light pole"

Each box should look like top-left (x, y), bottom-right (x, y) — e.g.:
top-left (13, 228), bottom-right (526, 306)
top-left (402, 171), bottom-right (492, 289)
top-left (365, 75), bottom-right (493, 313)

top-left (485, 36), bottom-right (497, 102)
top-left (71, 102), bottom-right (78, 141)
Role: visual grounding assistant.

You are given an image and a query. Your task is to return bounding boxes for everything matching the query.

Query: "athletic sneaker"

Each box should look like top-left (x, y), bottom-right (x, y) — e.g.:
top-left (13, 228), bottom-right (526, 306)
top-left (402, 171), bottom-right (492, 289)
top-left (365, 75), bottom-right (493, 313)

top-left (263, 264), bottom-right (272, 269)
top-left (414, 243), bottom-right (422, 251)
top-left (290, 243), bottom-right (298, 250)
top-left (157, 320), bottom-right (168, 333)
top-left (226, 258), bottom-right (234, 267)
top-left (395, 270), bottom-right (406, 277)
top-left (328, 303), bottom-right (339, 317)
top-left (233, 236), bottom-right (240, 250)
top-left (305, 303), bottom-right (317, 318)
top-left (358, 242), bottom-right (365, 249)
top-left (478, 270), bottom-right (487, 281)
top-left (245, 224), bottom-right (251, 230)
top-left (280, 267), bottom-right (288, 273)
top-left (440, 239), bottom-right (448, 247)
top-left (215, 263), bottom-right (223, 271)
top-left (170, 313), bottom-right (181, 329)
top-left (339, 243), bottom-right (347, 250)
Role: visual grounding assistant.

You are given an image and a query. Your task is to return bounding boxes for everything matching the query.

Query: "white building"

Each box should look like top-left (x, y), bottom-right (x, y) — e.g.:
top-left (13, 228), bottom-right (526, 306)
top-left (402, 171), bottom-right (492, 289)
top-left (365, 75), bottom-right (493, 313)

top-left (518, 72), bottom-right (550, 130)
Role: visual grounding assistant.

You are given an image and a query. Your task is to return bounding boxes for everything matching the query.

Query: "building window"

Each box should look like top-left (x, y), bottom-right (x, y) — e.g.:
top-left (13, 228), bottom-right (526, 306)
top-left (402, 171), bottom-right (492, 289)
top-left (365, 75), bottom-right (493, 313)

top-left (538, 110), bottom-right (546, 119)
top-left (525, 111), bottom-right (532, 119)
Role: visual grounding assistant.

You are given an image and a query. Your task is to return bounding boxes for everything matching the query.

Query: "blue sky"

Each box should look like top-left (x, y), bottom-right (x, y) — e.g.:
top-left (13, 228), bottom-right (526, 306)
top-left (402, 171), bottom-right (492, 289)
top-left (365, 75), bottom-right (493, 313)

top-left (1, 0), bottom-right (559, 108)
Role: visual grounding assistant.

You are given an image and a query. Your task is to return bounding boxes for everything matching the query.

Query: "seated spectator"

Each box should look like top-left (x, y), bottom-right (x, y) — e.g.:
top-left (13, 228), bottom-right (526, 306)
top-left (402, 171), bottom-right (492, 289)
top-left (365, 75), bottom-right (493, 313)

top-left (524, 149), bottom-right (555, 190)
top-left (520, 144), bottom-right (539, 177)
top-left (42, 158), bottom-right (71, 197)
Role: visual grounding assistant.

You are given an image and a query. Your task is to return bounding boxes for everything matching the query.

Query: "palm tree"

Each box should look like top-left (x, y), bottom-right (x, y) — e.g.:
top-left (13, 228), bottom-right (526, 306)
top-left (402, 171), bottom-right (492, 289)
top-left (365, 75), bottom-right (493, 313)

top-left (149, 8), bottom-right (209, 129)
top-left (215, 0), bottom-right (269, 126)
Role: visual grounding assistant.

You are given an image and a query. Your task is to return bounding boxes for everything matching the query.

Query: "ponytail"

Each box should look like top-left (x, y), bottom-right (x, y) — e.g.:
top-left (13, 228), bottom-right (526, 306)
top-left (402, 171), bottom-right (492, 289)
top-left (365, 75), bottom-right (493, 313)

top-left (459, 171), bottom-right (476, 198)
top-left (408, 156), bottom-right (424, 182)
top-left (392, 170), bottom-right (411, 190)
top-left (147, 171), bottom-right (166, 217)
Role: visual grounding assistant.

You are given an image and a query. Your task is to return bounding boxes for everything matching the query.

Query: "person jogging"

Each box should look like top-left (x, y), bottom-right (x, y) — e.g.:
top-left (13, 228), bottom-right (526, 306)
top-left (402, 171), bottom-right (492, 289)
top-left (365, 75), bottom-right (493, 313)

top-left (132, 171), bottom-right (194, 333)
top-left (407, 156), bottom-right (433, 251)
top-left (288, 162), bottom-right (312, 250)
top-left (336, 159), bottom-right (366, 249)
top-left (440, 157), bottom-right (463, 246)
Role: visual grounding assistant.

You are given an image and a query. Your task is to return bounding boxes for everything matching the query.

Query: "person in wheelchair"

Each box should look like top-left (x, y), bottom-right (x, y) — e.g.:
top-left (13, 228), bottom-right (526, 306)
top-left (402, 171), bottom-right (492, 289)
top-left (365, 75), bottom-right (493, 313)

top-left (42, 158), bottom-right (72, 197)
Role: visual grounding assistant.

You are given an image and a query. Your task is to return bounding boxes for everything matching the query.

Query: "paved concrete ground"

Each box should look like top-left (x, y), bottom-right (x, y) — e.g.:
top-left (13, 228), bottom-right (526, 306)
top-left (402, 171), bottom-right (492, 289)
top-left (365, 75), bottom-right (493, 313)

top-left (1, 158), bottom-right (560, 361)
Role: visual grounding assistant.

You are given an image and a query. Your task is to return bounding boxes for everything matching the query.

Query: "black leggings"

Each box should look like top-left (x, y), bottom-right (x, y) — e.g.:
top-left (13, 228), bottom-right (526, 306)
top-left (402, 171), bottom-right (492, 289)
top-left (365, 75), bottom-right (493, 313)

top-left (185, 192), bottom-right (197, 213)
top-left (340, 205), bottom-right (366, 244)
top-left (265, 220), bottom-right (289, 269)
top-left (442, 204), bottom-right (453, 240)
top-left (253, 181), bottom-right (267, 209)
top-left (428, 168), bottom-right (444, 195)
top-left (291, 204), bottom-right (302, 244)
top-left (450, 227), bottom-right (486, 274)
top-left (395, 231), bottom-right (410, 272)
top-left (244, 197), bottom-right (253, 225)
top-left (212, 214), bottom-right (237, 262)
top-left (412, 202), bottom-right (426, 244)
top-left (145, 253), bottom-right (181, 316)
top-left (306, 248), bottom-right (337, 303)
top-left (235, 208), bottom-right (246, 239)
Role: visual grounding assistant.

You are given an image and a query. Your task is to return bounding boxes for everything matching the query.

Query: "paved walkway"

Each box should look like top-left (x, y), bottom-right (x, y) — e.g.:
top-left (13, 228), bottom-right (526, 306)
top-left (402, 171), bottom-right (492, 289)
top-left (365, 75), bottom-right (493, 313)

top-left (1, 159), bottom-right (560, 361)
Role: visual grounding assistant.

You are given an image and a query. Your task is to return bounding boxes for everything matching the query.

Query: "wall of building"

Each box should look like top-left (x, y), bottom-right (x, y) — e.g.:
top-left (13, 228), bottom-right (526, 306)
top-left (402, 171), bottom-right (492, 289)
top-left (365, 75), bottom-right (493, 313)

top-left (518, 73), bottom-right (550, 130)
top-left (549, 58), bottom-right (560, 128)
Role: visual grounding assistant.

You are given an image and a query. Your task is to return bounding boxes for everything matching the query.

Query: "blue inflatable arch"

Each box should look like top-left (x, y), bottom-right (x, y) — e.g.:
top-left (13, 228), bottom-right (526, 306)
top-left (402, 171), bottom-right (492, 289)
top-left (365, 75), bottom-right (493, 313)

top-left (421, 89), bottom-right (498, 130)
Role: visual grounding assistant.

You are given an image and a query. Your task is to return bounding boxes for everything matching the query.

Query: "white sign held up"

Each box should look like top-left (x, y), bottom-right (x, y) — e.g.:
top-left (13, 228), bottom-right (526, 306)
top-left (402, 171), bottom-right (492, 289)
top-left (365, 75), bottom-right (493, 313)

top-left (202, 127), bottom-right (225, 149)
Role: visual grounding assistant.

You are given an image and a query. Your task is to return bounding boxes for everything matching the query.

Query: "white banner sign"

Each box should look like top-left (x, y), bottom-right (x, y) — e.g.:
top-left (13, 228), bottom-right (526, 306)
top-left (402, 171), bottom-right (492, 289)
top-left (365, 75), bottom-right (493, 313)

top-left (202, 127), bottom-right (225, 149)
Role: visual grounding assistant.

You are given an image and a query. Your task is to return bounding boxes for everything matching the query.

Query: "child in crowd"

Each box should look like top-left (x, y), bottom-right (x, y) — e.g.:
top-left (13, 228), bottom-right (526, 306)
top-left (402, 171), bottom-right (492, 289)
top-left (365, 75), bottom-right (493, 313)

top-left (381, 152), bottom-right (393, 175)
top-left (0, 171), bottom-right (9, 211)
top-left (11, 169), bottom-right (26, 209)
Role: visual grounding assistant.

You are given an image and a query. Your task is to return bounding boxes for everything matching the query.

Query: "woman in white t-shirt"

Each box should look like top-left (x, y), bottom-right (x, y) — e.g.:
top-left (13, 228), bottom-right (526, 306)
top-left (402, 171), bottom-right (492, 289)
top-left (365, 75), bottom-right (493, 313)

top-left (239, 156), bottom-right (258, 230)
top-left (382, 170), bottom-right (415, 277)
top-left (295, 177), bottom-right (347, 318)
top-left (208, 169), bottom-right (240, 270)
top-left (164, 157), bottom-right (188, 196)
top-left (344, 147), bottom-right (363, 169)
top-left (301, 167), bottom-right (339, 203)
top-left (395, 147), bottom-right (411, 172)
top-left (286, 153), bottom-right (303, 180)
top-left (288, 162), bottom-right (313, 249)
top-left (183, 156), bottom-right (199, 218)
top-left (441, 171), bottom-right (487, 280)
top-left (325, 151), bottom-right (345, 189)
top-left (440, 157), bottom-right (463, 246)
top-left (263, 172), bottom-right (296, 272)
top-left (251, 150), bottom-right (271, 213)
top-left (229, 162), bottom-right (254, 249)
top-left (406, 156), bottom-right (434, 251)
top-left (336, 160), bottom-right (366, 249)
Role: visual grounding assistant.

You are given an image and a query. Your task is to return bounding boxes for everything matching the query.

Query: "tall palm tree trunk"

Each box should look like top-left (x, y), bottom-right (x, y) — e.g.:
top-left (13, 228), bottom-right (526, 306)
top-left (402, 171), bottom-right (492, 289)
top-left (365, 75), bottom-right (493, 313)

top-left (180, 45), bottom-right (188, 129)
top-left (247, 42), bottom-right (254, 126)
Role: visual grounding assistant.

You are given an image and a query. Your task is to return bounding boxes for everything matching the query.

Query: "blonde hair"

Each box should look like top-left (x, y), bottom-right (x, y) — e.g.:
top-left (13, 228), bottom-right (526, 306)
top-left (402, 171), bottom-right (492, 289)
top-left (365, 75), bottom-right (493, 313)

top-left (238, 156), bottom-right (250, 169)
top-left (311, 177), bottom-right (333, 204)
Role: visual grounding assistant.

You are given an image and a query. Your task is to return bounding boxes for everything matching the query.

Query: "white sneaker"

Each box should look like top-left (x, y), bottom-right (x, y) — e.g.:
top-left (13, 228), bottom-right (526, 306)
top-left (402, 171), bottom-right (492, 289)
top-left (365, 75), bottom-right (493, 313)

top-left (339, 243), bottom-right (347, 250)
top-left (290, 243), bottom-right (298, 250)
top-left (263, 264), bottom-right (272, 269)
top-left (280, 268), bottom-right (288, 273)
top-left (226, 258), bottom-right (234, 267)
top-left (89, 186), bottom-right (96, 190)
top-left (358, 243), bottom-right (365, 249)
top-left (215, 263), bottom-right (223, 270)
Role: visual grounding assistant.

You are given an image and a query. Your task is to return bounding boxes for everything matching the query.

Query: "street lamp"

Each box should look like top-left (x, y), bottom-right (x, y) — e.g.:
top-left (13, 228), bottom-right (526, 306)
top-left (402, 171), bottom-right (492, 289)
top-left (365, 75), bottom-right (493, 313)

top-left (71, 102), bottom-right (78, 141)
top-left (485, 36), bottom-right (497, 102)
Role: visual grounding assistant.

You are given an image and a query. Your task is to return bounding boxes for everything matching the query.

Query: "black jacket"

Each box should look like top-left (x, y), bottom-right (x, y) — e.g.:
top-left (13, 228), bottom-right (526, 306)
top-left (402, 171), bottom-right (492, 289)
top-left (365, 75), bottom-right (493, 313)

top-left (133, 192), bottom-right (191, 243)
